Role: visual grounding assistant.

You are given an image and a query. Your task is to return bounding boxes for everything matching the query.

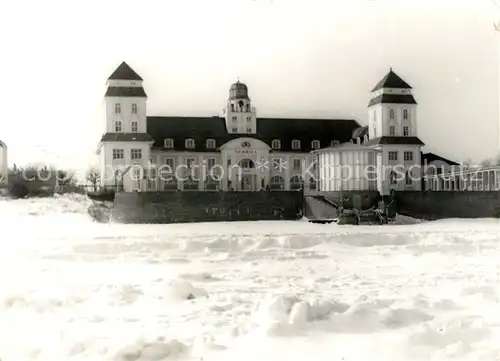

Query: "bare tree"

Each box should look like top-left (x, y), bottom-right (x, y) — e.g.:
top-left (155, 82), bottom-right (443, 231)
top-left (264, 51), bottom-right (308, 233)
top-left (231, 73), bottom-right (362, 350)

top-left (86, 168), bottom-right (100, 191)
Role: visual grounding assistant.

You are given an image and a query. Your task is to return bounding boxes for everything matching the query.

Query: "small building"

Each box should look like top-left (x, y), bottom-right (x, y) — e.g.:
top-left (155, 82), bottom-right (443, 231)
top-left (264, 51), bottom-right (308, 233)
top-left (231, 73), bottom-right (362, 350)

top-left (0, 140), bottom-right (7, 188)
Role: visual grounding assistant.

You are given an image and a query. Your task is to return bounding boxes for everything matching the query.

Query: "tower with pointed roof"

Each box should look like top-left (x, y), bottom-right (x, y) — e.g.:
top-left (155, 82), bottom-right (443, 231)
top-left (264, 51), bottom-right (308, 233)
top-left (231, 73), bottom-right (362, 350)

top-left (222, 80), bottom-right (257, 134)
top-left (366, 68), bottom-right (425, 195)
top-left (98, 62), bottom-right (154, 190)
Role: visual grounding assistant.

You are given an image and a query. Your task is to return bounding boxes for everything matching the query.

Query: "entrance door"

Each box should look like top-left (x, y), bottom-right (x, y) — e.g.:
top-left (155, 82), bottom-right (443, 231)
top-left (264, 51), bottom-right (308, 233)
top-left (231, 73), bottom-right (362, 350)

top-left (241, 174), bottom-right (253, 191)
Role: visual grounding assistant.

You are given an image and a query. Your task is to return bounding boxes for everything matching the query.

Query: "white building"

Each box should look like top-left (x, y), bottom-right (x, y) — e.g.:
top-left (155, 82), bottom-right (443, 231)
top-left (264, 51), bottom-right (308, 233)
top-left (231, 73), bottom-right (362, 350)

top-left (97, 62), bottom-right (429, 195)
top-left (0, 140), bottom-right (7, 187)
top-left (314, 69), bottom-right (424, 196)
top-left (97, 62), bottom-right (364, 192)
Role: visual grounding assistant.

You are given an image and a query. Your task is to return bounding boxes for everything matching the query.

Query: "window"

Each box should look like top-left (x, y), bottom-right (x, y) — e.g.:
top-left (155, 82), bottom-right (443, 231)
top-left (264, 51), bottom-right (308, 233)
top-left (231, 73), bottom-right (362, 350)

top-left (131, 121), bottom-right (138, 132)
top-left (114, 120), bottom-right (122, 132)
top-left (389, 109), bottom-right (395, 119)
top-left (388, 151), bottom-right (398, 161)
top-left (390, 171), bottom-right (397, 185)
top-left (405, 171), bottom-right (413, 185)
top-left (232, 128), bottom-right (238, 132)
top-left (311, 140), bottom-right (320, 149)
top-left (165, 158), bottom-right (174, 168)
top-left (231, 104), bottom-right (235, 111)
top-left (206, 139), bottom-right (216, 149)
top-left (232, 116), bottom-right (237, 121)
top-left (389, 125), bottom-right (395, 136)
top-left (403, 109), bottom-right (408, 120)
top-left (227, 159), bottom-right (231, 167)
top-left (207, 158), bottom-right (216, 170)
top-left (292, 139), bottom-right (301, 150)
top-left (404, 151), bottom-right (413, 161)
top-left (331, 140), bottom-right (339, 146)
top-left (246, 128), bottom-right (252, 133)
top-left (271, 139), bottom-right (281, 149)
top-left (115, 103), bottom-right (121, 114)
top-left (132, 103), bottom-right (138, 114)
top-left (185, 139), bottom-right (195, 149)
top-left (131, 149), bottom-right (142, 160)
top-left (164, 138), bottom-right (174, 148)
top-left (112, 149), bottom-right (124, 159)
top-left (247, 117), bottom-right (252, 122)
top-left (293, 158), bottom-right (301, 171)
top-left (403, 126), bottom-right (409, 136)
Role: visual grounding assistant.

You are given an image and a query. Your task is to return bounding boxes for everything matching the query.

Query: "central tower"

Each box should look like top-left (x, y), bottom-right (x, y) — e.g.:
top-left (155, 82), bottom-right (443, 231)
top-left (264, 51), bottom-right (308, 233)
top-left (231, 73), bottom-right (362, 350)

top-left (222, 80), bottom-right (257, 134)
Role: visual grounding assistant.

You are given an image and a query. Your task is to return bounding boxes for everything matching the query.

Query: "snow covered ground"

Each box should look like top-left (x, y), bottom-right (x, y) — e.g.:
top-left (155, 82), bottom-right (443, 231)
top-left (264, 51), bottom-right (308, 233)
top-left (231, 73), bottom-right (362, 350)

top-left (0, 194), bottom-right (499, 361)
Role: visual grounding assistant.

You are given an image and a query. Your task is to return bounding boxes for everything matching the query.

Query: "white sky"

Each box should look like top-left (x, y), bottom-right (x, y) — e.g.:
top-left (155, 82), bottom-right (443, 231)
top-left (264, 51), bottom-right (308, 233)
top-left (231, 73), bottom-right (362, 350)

top-left (0, 0), bottom-right (498, 170)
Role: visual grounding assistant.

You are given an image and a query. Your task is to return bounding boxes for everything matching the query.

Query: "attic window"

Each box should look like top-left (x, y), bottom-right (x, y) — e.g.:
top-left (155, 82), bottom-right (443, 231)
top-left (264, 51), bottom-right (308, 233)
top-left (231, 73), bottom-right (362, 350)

top-left (164, 138), bottom-right (174, 148)
top-left (291, 139), bottom-right (301, 150)
top-left (271, 139), bottom-right (281, 149)
top-left (185, 138), bottom-right (195, 149)
top-left (206, 138), bottom-right (216, 149)
top-left (311, 140), bottom-right (320, 149)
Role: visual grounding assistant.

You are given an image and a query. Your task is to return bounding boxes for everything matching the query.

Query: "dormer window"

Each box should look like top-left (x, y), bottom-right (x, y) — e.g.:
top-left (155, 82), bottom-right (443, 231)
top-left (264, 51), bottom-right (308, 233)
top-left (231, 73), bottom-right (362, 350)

top-left (132, 103), bottom-right (138, 114)
top-left (331, 140), bottom-right (339, 146)
top-left (164, 138), bottom-right (174, 148)
top-left (185, 138), bottom-right (195, 149)
top-left (271, 139), bottom-right (281, 149)
top-left (206, 138), bottom-right (216, 149)
top-left (311, 140), bottom-right (320, 149)
top-left (291, 140), bottom-right (301, 150)
top-left (403, 109), bottom-right (409, 120)
top-left (389, 109), bottom-right (395, 119)
top-left (114, 120), bottom-right (122, 132)
top-left (115, 103), bottom-right (121, 114)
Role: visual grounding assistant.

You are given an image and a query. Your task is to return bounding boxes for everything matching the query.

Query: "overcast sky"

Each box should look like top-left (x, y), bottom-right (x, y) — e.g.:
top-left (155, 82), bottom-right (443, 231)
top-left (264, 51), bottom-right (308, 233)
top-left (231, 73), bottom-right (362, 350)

top-left (0, 0), bottom-right (498, 169)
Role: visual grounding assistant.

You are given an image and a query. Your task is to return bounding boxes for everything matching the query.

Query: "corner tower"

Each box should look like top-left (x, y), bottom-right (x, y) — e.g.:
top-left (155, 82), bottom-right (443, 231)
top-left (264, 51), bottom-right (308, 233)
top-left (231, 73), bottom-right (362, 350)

top-left (367, 68), bottom-right (425, 195)
top-left (367, 68), bottom-right (418, 139)
top-left (222, 80), bottom-right (257, 134)
top-left (98, 62), bottom-right (153, 190)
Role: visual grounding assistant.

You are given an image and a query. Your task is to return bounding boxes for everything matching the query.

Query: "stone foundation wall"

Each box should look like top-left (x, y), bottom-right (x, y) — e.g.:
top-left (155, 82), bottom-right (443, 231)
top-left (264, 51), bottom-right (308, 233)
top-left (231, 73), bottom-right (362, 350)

top-left (395, 191), bottom-right (500, 220)
top-left (112, 191), bottom-right (304, 224)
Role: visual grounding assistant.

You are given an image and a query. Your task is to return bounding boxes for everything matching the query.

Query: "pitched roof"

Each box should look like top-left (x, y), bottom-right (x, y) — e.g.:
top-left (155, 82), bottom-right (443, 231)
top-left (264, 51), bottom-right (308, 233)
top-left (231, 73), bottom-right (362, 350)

top-left (421, 152), bottom-right (459, 165)
top-left (368, 94), bottom-right (417, 107)
top-left (372, 69), bottom-right (412, 92)
top-left (100, 133), bottom-right (154, 142)
top-left (105, 87), bottom-right (147, 97)
top-left (365, 136), bottom-right (425, 146)
top-left (146, 116), bottom-right (360, 152)
top-left (108, 62), bottom-right (143, 81)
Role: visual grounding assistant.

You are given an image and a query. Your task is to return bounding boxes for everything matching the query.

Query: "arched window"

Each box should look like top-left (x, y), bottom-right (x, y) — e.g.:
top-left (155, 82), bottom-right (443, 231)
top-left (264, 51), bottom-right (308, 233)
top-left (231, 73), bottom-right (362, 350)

top-left (206, 138), bottom-right (216, 149)
top-left (290, 175), bottom-right (304, 190)
top-left (271, 139), bottom-right (281, 149)
top-left (164, 138), bottom-right (174, 148)
top-left (270, 175), bottom-right (285, 190)
top-left (311, 140), bottom-right (320, 149)
top-left (403, 109), bottom-right (409, 120)
top-left (291, 139), bottom-right (301, 150)
top-left (185, 138), bottom-right (195, 149)
top-left (239, 158), bottom-right (255, 168)
top-left (389, 109), bottom-right (395, 119)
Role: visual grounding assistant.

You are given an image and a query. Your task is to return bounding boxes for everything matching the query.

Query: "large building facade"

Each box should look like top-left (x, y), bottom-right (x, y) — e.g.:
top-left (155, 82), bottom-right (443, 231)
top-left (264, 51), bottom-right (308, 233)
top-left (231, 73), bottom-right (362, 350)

top-left (97, 62), bottom-right (424, 195)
